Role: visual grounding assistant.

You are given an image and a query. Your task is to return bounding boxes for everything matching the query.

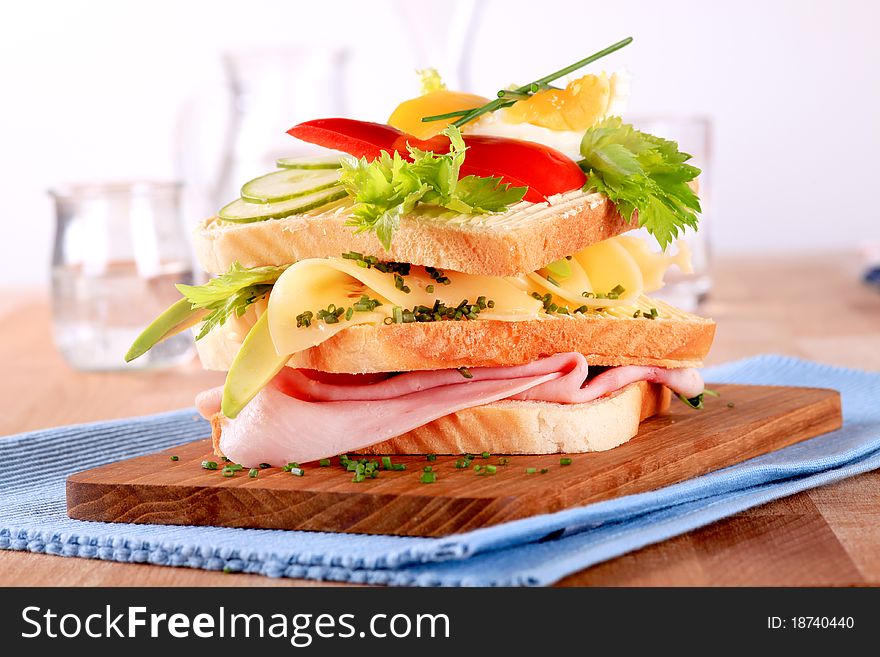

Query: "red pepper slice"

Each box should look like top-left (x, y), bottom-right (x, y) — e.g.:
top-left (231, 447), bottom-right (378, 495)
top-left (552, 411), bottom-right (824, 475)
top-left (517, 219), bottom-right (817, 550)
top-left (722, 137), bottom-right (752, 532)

top-left (288, 118), bottom-right (586, 202)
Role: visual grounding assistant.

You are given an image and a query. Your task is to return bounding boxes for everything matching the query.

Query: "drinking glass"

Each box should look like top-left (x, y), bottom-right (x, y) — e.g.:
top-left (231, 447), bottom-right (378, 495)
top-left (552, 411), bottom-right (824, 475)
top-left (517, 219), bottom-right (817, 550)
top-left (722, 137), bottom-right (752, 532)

top-left (49, 181), bottom-right (196, 371)
top-left (212, 48), bottom-right (350, 210)
top-left (628, 116), bottom-right (713, 312)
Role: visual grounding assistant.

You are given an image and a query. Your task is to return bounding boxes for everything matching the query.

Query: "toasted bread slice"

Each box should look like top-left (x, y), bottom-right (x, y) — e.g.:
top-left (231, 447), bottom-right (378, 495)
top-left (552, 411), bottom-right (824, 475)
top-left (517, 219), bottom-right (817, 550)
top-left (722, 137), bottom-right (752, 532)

top-left (195, 189), bottom-right (635, 277)
top-left (210, 380), bottom-right (670, 458)
top-left (196, 297), bottom-right (715, 374)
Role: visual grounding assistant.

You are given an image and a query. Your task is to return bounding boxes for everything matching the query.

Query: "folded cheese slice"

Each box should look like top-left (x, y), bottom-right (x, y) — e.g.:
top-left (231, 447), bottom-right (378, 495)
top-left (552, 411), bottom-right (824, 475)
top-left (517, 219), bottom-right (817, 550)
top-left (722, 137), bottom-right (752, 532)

top-left (265, 235), bottom-right (691, 357)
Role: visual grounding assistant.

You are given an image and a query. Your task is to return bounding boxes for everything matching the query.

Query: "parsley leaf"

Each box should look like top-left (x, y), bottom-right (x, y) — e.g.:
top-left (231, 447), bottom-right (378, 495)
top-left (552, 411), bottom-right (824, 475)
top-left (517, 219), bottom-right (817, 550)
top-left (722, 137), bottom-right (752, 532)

top-left (339, 125), bottom-right (526, 250)
top-left (454, 175), bottom-right (529, 212)
top-left (579, 116), bottom-right (701, 250)
top-left (417, 67), bottom-right (447, 94)
top-left (176, 263), bottom-right (287, 340)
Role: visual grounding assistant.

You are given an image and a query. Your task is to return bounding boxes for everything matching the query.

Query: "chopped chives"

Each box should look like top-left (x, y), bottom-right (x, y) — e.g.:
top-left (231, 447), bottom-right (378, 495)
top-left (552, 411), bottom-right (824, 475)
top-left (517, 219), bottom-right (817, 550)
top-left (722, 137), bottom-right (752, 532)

top-left (222, 469), bottom-right (235, 478)
top-left (423, 465), bottom-right (433, 472)
top-left (352, 472), bottom-right (365, 483)
top-left (560, 457), bottom-right (573, 466)
top-left (526, 467), bottom-right (537, 474)
top-left (425, 284), bottom-right (434, 293)
top-left (391, 463), bottom-right (407, 471)
top-left (201, 460), bottom-right (218, 470)
top-left (259, 463), bottom-right (271, 469)
top-left (227, 463), bottom-right (243, 472)
top-left (481, 451), bottom-right (491, 459)
top-left (381, 456), bottom-right (393, 470)
top-left (426, 454), bottom-right (437, 462)
top-left (420, 471), bottom-right (437, 484)
top-left (457, 367), bottom-right (473, 379)
top-left (170, 455), bottom-right (179, 461)
top-left (222, 457), bottom-right (231, 462)
top-left (498, 457), bottom-right (510, 466)
top-left (290, 467), bottom-right (304, 477)
top-left (540, 468), bottom-right (549, 474)
top-left (248, 468), bottom-right (259, 478)
top-left (319, 458), bottom-right (331, 467)
top-left (485, 465), bottom-right (497, 474)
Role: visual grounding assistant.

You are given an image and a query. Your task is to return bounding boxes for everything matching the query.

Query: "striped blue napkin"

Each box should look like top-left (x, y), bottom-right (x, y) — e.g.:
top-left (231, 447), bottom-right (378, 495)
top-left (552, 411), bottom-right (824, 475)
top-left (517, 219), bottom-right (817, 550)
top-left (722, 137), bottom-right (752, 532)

top-left (1, 355), bottom-right (878, 586)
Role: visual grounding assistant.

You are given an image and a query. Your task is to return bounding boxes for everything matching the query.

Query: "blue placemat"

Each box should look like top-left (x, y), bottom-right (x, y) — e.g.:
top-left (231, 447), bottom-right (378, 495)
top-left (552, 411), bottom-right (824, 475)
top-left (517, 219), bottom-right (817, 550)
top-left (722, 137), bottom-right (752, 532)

top-left (2, 355), bottom-right (879, 586)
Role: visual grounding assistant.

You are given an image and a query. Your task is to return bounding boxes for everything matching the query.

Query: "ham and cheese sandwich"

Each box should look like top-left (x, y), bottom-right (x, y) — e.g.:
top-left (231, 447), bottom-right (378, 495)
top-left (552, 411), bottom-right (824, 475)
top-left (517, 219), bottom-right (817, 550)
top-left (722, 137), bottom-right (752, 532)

top-left (127, 41), bottom-right (715, 467)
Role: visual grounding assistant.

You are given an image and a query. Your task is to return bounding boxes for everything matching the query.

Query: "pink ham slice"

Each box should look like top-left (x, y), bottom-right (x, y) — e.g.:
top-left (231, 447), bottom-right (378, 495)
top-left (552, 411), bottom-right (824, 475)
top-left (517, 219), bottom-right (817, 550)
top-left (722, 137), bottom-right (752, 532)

top-left (195, 352), bottom-right (704, 467)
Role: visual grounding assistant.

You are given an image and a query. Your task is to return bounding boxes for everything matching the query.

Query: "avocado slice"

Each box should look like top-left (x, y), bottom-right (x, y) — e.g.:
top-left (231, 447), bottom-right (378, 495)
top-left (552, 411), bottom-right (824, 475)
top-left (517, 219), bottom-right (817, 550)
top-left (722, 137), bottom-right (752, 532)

top-left (124, 298), bottom-right (207, 362)
top-left (221, 311), bottom-right (289, 418)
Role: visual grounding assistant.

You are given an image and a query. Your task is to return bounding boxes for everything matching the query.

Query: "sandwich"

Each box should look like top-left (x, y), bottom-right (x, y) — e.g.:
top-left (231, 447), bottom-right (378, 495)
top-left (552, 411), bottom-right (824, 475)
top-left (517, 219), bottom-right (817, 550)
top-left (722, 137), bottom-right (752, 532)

top-left (127, 37), bottom-right (715, 468)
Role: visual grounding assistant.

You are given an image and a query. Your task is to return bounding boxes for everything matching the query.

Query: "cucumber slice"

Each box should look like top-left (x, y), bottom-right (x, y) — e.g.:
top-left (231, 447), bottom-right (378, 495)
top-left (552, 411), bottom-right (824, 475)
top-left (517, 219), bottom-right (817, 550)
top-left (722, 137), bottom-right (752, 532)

top-left (221, 311), bottom-right (289, 419)
top-left (219, 186), bottom-right (347, 223)
top-left (241, 168), bottom-right (341, 204)
top-left (276, 155), bottom-right (343, 170)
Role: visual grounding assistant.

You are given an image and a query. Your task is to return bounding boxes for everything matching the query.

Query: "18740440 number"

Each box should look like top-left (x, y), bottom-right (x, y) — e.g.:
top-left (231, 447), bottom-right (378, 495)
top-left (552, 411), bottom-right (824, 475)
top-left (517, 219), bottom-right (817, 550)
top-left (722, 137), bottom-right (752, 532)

top-left (767, 617), bottom-right (855, 630)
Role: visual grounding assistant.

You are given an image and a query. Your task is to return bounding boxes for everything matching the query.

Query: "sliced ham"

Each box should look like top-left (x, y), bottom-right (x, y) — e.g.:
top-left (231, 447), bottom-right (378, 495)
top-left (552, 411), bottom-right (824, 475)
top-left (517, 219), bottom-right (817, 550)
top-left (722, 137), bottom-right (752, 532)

top-left (195, 352), bottom-right (704, 467)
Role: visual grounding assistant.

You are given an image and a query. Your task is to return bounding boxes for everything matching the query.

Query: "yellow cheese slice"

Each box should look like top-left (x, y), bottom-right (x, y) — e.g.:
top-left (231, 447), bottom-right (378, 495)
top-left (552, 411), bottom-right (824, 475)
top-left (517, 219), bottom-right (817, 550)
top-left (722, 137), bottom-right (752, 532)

top-left (264, 235), bottom-right (692, 358)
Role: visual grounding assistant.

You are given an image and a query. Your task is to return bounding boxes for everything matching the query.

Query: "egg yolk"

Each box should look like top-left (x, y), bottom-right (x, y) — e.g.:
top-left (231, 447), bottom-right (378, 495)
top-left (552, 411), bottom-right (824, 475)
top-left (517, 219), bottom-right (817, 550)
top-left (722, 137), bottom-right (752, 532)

top-left (504, 73), bottom-right (613, 131)
top-left (388, 90), bottom-right (489, 139)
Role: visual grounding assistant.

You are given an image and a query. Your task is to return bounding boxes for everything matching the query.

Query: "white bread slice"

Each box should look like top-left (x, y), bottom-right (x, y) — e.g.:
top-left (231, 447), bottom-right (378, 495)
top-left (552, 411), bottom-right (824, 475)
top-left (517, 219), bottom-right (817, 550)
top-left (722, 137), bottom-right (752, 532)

top-left (194, 189), bottom-right (635, 277)
top-left (209, 380), bottom-right (670, 458)
top-left (196, 297), bottom-right (715, 374)
top-left (364, 380), bottom-right (670, 454)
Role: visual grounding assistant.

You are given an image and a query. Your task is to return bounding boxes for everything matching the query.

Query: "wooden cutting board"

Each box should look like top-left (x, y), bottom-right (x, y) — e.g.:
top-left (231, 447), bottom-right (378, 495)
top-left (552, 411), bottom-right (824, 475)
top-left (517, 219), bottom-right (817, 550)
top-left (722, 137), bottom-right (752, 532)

top-left (66, 384), bottom-right (841, 537)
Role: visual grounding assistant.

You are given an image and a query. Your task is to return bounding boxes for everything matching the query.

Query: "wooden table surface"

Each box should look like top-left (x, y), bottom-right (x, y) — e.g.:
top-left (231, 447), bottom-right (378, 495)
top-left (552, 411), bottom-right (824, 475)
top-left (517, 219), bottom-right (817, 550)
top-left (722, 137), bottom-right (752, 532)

top-left (2, 252), bottom-right (879, 586)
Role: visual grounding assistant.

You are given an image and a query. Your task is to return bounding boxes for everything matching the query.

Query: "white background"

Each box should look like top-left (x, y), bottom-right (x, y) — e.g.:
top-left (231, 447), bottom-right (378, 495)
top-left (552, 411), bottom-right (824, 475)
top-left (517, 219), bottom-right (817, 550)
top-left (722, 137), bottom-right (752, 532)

top-left (2, 0), bottom-right (878, 286)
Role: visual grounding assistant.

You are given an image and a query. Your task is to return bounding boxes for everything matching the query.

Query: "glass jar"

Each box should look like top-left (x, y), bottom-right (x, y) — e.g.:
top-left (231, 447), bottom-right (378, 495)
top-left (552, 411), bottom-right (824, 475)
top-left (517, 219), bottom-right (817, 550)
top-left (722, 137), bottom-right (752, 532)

top-left (627, 115), bottom-right (713, 312)
top-left (212, 48), bottom-right (350, 209)
top-left (49, 181), bottom-right (195, 371)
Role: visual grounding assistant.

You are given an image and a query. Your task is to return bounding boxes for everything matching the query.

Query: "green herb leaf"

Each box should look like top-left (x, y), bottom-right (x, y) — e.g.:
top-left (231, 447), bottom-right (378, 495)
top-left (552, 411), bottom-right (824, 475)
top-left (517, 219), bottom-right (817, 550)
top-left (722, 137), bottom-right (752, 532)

top-left (418, 68), bottom-right (446, 94)
top-left (579, 117), bottom-right (701, 250)
top-left (452, 175), bottom-right (527, 212)
top-left (339, 125), bottom-right (525, 250)
top-left (175, 263), bottom-right (287, 340)
top-left (676, 392), bottom-right (705, 409)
